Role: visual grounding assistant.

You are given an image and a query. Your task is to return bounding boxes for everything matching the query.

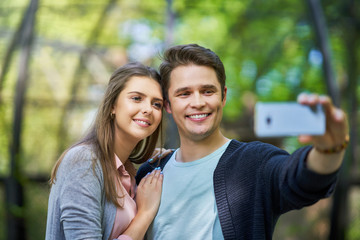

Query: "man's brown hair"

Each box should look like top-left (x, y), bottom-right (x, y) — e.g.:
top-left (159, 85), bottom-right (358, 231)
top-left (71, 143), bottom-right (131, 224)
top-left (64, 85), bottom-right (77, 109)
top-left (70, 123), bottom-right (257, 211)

top-left (159, 44), bottom-right (226, 102)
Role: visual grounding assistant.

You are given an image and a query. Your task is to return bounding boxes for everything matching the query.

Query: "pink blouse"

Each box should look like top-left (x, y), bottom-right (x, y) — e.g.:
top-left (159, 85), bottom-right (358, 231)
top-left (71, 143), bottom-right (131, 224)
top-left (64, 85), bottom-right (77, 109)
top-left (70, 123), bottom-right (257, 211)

top-left (109, 155), bottom-right (137, 240)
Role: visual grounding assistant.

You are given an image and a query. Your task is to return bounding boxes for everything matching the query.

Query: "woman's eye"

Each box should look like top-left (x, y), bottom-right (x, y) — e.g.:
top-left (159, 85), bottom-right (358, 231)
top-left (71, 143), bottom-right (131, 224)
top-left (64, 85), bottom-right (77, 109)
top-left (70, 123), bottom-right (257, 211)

top-left (153, 102), bottom-right (163, 109)
top-left (131, 96), bottom-right (142, 101)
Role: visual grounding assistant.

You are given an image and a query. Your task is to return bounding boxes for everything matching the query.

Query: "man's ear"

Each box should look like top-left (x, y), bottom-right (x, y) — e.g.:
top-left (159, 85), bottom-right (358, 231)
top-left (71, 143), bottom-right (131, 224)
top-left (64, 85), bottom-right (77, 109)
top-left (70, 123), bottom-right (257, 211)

top-left (222, 86), bottom-right (227, 107)
top-left (164, 100), bottom-right (172, 114)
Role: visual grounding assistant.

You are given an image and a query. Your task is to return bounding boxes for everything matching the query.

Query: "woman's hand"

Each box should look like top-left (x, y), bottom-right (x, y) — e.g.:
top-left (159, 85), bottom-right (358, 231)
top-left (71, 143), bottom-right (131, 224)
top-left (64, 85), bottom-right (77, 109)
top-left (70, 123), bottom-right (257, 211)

top-left (136, 168), bottom-right (163, 219)
top-left (122, 169), bottom-right (163, 239)
top-left (148, 148), bottom-right (175, 163)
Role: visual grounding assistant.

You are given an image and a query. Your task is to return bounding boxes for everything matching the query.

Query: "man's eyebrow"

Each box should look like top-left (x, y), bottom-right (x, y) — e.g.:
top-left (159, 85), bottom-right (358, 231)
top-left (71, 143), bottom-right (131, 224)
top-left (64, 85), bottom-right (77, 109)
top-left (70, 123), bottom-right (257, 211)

top-left (201, 84), bottom-right (218, 90)
top-left (174, 85), bottom-right (218, 94)
top-left (174, 87), bottom-right (190, 94)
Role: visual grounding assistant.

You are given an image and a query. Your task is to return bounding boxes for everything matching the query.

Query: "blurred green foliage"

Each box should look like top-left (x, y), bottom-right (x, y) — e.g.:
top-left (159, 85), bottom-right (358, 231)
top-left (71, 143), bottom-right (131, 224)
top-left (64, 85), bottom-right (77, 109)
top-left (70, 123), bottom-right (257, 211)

top-left (0, 0), bottom-right (359, 239)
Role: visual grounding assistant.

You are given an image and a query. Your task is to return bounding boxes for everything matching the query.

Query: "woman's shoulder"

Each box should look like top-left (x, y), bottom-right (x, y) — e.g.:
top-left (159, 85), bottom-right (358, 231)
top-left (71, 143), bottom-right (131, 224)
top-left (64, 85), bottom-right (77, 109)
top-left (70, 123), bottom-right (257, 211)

top-left (66, 144), bottom-right (95, 158)
top-left (61, 144), bottom-right (101, 172)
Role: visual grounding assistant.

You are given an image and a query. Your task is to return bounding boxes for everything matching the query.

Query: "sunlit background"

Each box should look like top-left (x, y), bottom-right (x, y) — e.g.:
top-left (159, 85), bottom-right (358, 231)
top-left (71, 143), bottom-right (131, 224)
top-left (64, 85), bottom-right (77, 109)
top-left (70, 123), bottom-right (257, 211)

top-left (0, 0), bottom-right (359, 239)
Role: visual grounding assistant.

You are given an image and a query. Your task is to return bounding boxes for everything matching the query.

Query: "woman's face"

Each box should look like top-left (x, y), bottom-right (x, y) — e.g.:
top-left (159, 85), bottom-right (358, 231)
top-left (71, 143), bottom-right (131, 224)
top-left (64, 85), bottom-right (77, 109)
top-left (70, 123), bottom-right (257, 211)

top-left (112, 76), bottom-right (163, 143)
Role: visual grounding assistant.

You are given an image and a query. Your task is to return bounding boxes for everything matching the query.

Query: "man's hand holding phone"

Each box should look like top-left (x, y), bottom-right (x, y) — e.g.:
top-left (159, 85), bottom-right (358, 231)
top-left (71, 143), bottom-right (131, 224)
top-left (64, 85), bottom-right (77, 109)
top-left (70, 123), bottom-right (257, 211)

top-left (255, 92), bottom-right (349, 174)
top-left (297, 93), bottom-right (349, 174)
top-left (296, 93), bottom-right (349, 154)
top-left (254, 93), bottom-right (349, 152)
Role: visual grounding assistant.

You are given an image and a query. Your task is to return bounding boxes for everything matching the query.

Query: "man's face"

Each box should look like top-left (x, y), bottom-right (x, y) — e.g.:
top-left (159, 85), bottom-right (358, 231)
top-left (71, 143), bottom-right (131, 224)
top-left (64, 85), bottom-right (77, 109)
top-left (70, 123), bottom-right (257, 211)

top-left (165, 64), bottom-right (227, 142)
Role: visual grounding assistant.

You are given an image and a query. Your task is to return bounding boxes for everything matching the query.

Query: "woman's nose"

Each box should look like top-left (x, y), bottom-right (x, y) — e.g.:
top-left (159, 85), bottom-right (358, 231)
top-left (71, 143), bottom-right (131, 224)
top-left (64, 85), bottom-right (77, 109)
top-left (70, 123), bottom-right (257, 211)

top-left (142, 102), bottom-right (153, 115)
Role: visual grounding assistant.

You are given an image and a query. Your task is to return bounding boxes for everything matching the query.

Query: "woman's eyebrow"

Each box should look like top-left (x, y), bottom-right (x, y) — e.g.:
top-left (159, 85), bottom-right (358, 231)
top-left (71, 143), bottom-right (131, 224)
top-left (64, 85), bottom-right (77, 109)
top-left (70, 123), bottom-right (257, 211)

top-left (127, 91), bottom-right (145, 96)
top-left (153, 97), bottom-right (164, 102)
top-left (128, 91), bottom-right (163, 101)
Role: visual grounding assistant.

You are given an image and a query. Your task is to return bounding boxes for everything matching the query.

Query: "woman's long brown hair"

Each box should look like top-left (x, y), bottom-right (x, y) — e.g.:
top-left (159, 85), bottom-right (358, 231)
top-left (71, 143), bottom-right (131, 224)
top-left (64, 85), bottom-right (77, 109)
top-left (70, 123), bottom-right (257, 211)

top-left (49, 62), bottom-right (163, 208)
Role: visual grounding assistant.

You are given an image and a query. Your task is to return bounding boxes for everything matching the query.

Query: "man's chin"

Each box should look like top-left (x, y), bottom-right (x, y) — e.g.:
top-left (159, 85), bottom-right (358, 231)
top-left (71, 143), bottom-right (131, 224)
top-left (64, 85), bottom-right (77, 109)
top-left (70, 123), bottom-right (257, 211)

top-left (187, 130), bottom-right (213, 141)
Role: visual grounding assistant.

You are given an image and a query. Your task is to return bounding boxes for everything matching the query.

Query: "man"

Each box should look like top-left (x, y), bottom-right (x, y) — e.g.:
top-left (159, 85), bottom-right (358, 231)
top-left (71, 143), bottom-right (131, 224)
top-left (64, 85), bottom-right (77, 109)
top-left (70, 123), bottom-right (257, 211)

top-left (136, 44), bottom-right (349, 239)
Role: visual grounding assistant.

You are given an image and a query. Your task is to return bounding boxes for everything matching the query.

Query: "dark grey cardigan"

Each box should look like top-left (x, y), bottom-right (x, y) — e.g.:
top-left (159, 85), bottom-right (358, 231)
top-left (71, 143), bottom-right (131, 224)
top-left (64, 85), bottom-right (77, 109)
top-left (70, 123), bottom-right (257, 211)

top-left (136, 140), bottom-right (338, 239)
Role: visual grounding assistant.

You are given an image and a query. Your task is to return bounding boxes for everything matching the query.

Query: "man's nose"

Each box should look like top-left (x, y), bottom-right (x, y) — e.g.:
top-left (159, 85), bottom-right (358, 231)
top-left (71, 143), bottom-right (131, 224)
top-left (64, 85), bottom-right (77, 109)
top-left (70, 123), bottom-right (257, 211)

top-left (190, 92), bottom-right (205, 108)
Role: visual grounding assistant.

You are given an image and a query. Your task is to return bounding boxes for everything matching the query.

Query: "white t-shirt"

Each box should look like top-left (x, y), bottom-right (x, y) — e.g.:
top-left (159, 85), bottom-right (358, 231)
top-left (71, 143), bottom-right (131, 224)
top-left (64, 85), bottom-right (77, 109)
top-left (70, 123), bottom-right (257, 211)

top-left (146, 141), bottom-right (230, 240)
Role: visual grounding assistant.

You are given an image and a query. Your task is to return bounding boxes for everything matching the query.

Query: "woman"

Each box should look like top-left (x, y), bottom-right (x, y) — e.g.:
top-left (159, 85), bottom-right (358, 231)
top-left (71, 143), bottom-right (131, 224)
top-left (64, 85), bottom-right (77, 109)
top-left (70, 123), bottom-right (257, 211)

top-left (46, 62), bottom-right (165, 240)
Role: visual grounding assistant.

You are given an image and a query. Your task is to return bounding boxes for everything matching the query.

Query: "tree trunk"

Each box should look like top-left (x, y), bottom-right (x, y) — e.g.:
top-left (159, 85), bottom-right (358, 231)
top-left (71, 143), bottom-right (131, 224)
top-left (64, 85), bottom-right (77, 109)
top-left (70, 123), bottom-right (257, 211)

top-left (164, 0), bottom-right (180, 149)
top-left (7, 0), bottom-right (39, 239)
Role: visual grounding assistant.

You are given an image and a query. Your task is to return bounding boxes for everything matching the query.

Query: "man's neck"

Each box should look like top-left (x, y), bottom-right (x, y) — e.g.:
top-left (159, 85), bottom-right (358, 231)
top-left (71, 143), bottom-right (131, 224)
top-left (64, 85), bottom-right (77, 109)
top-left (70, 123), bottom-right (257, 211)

top-left (176, 131), bottom-right (230, 163)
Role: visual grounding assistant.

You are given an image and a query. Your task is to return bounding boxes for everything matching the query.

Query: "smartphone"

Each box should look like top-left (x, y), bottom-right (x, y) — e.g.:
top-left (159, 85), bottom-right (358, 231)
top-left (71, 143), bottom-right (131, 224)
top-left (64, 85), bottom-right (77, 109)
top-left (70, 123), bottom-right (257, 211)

top-left (254, 102), bottom-right (326, 137)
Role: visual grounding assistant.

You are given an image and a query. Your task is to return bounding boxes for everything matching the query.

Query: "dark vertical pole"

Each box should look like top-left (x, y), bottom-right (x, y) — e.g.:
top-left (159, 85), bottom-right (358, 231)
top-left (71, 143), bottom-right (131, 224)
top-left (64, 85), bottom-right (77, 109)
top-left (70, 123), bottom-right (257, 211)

top-left (343, 0), bottom-right (359, 185)
top-left (56, 0), bottom-right (117, 155)
top-left (306, 1), bottom-right (350, 239)
top-left (306, 0), bottom-right (340, 106)
top-left (0, 9), bottom-right (27, 103)
top-left (6, 0), bottom-right (38, 239)
top-left (164, 0), bottom-right (180, 149)
top-left (165, 0), bottom-right (175, 47)
top-left (330, 1), bottom-right (359, 239)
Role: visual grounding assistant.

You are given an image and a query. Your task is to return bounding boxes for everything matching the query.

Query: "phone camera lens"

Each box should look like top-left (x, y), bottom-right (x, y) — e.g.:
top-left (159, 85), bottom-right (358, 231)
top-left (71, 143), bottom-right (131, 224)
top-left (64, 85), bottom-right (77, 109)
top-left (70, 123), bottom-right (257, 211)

top-left (266, 116), bottom-right (272, 125)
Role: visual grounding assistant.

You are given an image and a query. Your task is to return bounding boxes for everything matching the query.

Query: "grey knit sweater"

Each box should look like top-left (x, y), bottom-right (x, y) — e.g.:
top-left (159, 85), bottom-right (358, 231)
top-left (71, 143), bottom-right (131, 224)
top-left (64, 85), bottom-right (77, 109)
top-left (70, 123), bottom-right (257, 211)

top-left (46, 145), bottom-right (116, 240)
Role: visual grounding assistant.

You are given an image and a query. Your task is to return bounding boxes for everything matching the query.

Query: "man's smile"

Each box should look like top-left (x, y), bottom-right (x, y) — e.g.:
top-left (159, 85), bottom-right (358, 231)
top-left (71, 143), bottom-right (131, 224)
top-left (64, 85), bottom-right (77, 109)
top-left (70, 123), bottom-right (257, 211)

top-left (187, 113), bottom-right (211, 120)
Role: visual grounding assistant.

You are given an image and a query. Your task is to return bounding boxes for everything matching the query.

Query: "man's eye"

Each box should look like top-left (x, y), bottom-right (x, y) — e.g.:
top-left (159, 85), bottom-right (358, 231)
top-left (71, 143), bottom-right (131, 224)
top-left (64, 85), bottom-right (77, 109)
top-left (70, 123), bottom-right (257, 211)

top-left (178, 92), bottom-right (190, 97)
top-left (203, 90), bottom-right (214, 95)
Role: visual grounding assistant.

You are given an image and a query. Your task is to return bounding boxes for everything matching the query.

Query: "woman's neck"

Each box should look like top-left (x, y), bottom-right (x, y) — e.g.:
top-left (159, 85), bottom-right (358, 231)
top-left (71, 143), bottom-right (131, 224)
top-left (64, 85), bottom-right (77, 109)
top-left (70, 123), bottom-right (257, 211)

top-left (113, 132), bottom-right (138, 165)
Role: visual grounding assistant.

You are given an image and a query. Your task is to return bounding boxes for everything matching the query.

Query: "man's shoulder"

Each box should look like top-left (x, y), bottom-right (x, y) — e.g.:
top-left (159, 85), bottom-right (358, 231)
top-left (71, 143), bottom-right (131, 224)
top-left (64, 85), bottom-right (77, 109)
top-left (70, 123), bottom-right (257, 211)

top-left (225, 139), bottom-right (274, 153)
top-left (135, 152), bottom-right (174, 185)
top-left (222, 139), bottom-right (285, 165)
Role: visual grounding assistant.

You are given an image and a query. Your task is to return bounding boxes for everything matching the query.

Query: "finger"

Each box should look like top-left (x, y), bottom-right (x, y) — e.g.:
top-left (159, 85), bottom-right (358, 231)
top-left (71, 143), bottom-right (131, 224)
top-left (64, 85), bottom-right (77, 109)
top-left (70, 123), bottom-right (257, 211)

top-left (318, 95), bottom-right (331, 105)
top-left (318, 95), bottom-right (346, 125)
top-left (308, 94), bottom-right (319, 106)
top-left (320, 97), bottom-right (348, 138)
top-left (148, 167), bottom-right (161, 184)
top-left (297, 93), bottom-right (320, 106)
top-left (157, 149), bottom-right (173, 160)
top-left (331, 108), bottom-right (347, 124)
top-left (298, 135), bottom-right (313, 144)
top-left (149, 148), bottom-right (163, 161)
top-left (139, 171), bottom-right (152, 187)
top-left (156, 171), bottom-right (164, 187)
top-left (151, 148), bottom-right (172, 161)
top-left (318, 95), bottom-right (333, 116)
top-left (150, 148), bottom-right (161, 159)
top-left (326, 109), bottom-right (348, 144)
top-left (151, 169), bottom-right (163, 188)
top-left (297, 92), bottom-right (308, 104)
